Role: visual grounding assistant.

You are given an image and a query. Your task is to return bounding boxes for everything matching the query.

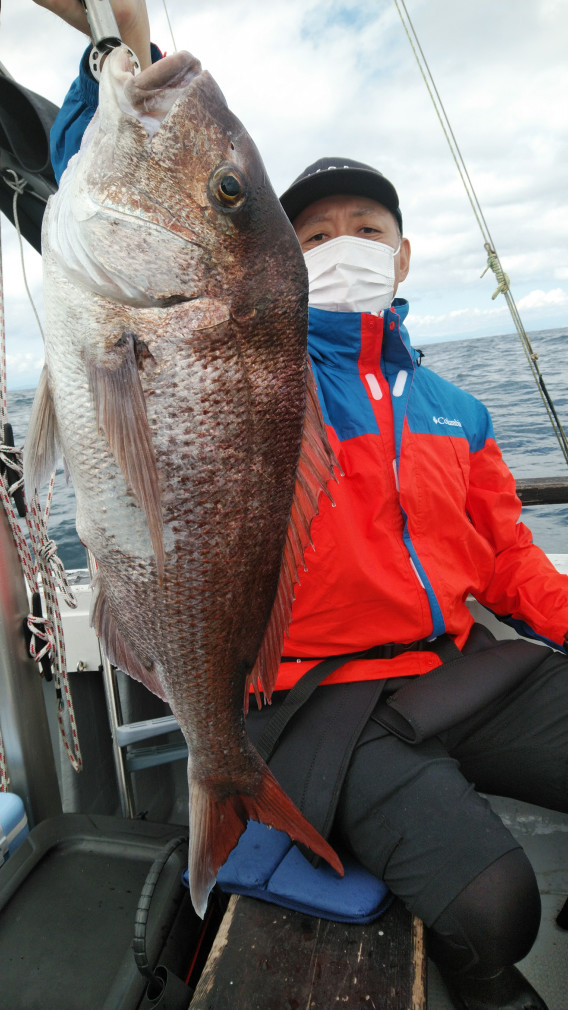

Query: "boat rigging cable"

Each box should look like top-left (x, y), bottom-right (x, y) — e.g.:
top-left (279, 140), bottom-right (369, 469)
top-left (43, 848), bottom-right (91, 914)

top-left (0, 201), bottom-right (83, 787)
top-left (393, 0), bottom-right (568, 469)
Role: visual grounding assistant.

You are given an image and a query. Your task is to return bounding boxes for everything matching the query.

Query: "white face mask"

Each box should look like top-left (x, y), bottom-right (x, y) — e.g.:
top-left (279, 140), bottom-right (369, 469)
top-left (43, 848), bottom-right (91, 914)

top-left (304, 234), bottom-right (400, 314)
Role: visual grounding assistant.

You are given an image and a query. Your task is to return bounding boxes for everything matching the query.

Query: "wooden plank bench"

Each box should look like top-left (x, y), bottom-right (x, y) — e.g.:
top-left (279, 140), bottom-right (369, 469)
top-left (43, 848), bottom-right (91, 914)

top-left (189, 894), bottom-right (426, 1010)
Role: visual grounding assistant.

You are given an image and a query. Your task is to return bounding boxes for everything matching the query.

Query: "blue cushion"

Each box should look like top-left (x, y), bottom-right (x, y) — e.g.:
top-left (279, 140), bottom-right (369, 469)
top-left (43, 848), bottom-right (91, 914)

top-left (0, 793), bottom-right (29, 867)
top-left (217, 821), bottom-right (293, 888)
top-left (183, 821), bottom-right (392, 924)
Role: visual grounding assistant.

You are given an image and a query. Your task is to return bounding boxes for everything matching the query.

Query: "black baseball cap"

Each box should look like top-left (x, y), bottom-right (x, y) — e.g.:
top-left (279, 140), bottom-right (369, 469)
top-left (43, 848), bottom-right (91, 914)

top-left (280, 157), bottom-right (402, 232)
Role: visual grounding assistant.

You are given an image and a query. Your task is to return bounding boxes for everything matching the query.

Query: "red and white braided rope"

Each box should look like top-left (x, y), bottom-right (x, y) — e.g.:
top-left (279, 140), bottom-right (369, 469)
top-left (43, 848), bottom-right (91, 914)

top-left (0, 220), bottom-right (7, 790)
top-left (0, 203), bottom-right (83, 787)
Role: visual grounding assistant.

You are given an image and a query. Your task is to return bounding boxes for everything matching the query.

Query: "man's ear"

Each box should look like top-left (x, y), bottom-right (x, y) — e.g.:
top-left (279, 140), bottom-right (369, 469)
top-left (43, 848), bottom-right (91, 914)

top-left (398, 237), bottom-right (411, 283)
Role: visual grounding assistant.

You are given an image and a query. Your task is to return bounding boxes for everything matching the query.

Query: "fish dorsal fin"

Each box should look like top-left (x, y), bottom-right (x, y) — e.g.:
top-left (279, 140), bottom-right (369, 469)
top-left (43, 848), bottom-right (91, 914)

top-left (23, 364), bottom-right (61, 494)
top-left (87, 331), bottom-right (165, 579)
top-left (91, 572), bottom-right (167, 700)
top-left (246, 361), bottom-right (339, 710)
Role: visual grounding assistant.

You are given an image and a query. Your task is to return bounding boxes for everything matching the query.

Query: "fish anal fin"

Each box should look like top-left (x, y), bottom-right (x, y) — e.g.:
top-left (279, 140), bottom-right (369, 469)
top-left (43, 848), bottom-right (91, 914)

top-left (188, 759), bottom-right (343, 918)
top-left (24, 364), bottom-right (61, 494)
top-left (91, 574), bottom-right (166, 700)
top-left (247, 361), bottom-right (340, 708)
top-left (87, 330), bottom-right (165, 579)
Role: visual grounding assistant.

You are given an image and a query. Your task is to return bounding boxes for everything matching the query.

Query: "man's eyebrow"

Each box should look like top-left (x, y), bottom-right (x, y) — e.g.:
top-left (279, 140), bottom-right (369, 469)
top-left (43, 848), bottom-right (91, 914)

top-left (297, 204), bottom-right (388, 230)
top-left (297, 212), bottom-right (331, 228)
top-left (348, 206), bottom-right (387, 219)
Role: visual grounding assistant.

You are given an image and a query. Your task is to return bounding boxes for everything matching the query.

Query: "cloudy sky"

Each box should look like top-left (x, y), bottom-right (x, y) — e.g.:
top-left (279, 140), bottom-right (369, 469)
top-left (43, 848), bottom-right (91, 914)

top-left (1, 0), bottom-right (566, 389)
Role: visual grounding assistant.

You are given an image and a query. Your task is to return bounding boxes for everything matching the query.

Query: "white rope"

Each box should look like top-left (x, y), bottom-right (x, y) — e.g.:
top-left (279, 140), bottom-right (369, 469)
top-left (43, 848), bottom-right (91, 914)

top-left (393, 0), bottom-right (568, 467)
top-left (0, 193), bottom-right (83, 787)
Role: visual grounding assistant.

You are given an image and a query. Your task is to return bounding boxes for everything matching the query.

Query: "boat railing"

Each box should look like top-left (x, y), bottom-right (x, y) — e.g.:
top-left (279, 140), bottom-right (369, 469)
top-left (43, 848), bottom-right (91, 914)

top-left (516, 475), bottom-right (568, 506)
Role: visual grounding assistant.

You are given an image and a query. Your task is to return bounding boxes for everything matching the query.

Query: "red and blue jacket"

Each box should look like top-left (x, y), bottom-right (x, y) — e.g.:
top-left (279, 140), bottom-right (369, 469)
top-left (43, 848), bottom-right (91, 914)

top-left (276, 302), bottom-right (568, 690)
top-left (49, 59), bottom-right (568, 690)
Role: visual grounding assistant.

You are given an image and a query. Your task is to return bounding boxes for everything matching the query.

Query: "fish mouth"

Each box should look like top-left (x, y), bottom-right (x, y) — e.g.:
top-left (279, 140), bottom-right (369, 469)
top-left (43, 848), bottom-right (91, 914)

top-left (118, 50), bottom-right (204, 134)
top-left (133, 51), bottom-right (203, 95)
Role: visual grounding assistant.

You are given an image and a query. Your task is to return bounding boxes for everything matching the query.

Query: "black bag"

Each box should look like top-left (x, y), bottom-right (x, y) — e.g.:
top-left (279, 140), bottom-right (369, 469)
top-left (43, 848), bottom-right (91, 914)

top-left (0, 68), bottom-right (59, 252)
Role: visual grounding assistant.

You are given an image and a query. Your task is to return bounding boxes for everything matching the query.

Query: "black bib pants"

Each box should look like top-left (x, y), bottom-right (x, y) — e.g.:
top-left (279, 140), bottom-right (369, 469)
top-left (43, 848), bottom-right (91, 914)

top-left (246, 629), bottom-right (568, 974)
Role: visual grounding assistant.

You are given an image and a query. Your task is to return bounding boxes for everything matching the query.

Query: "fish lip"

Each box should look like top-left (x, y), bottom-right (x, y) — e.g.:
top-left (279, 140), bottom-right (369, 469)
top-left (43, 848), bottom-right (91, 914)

top-left (116, 50), bottom-right (204, 137)
top-left (132, 50), bottom-right (203, 94)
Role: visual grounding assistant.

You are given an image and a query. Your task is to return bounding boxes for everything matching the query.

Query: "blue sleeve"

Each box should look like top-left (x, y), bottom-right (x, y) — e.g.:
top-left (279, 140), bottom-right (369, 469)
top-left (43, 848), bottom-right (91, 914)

top-left (50, 43), bottom-right (163, 184)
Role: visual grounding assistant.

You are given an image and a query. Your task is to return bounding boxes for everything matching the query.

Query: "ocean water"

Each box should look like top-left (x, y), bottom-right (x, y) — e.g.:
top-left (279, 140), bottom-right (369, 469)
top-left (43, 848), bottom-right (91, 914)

top-left (422, 326), bottom-right (567, 554)
top-left (5, 326), bottom-right (567, 569)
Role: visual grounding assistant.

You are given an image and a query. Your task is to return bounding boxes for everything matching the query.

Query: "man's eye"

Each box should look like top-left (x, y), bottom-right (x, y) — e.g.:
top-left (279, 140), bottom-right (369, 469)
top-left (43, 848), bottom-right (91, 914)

top-left (308, 232), bottom-right (327, 243)
top-left (360, 226), bottom-right (380, 235)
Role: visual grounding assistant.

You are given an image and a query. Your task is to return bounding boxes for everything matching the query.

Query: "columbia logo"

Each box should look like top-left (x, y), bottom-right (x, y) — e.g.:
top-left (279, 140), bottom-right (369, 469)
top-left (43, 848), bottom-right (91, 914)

top-left (433, 416), bottom-right (463, 428)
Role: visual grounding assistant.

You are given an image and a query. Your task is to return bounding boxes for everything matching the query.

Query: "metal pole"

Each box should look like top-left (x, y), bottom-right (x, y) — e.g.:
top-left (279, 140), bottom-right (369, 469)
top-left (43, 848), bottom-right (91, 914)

top-left (0, 508), bottom-right (61, 825)
top-left (100, 654), bottom-right (136, 818)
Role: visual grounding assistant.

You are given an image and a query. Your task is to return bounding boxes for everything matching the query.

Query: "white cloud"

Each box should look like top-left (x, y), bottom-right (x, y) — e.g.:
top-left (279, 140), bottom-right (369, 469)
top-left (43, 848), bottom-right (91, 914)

top-left (412, 302), bottom-right (508, 339)
top-left (1, 227), bottom-right (44, 300)
top-left (6, 350), bottom-right (45, 377)
top-left (517, 288), bottom-right (568, 311)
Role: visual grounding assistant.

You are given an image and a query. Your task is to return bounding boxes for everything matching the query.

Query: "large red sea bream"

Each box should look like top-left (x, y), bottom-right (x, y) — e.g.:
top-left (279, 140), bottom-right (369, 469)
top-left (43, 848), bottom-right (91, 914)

top-left (25, 48), bottom-right (341, 915)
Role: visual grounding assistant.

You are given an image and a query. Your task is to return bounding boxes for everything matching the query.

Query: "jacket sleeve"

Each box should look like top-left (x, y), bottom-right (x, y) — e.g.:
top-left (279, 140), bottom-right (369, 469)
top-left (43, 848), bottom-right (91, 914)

top-left (466, 425), bottom-right (568, 649)
top-left (50, 43), bottom-right (163, 183)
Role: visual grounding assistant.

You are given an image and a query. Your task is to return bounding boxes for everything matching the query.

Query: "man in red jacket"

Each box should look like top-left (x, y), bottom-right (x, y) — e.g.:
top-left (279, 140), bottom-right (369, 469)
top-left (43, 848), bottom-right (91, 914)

top-left (267, 156), bottom-right (568, 1010)
top-left (34, 4), bottom-right (568, 1009)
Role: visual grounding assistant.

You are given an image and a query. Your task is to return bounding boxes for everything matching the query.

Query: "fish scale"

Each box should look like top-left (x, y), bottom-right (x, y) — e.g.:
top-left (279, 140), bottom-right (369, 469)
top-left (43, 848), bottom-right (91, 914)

top-left (25, 46), bottom-right (342, 917)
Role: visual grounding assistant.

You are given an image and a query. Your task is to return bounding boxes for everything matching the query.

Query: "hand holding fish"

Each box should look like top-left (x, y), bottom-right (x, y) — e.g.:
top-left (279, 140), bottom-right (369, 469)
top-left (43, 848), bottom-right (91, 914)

top-left (32, 0), bottom-right (152, 69)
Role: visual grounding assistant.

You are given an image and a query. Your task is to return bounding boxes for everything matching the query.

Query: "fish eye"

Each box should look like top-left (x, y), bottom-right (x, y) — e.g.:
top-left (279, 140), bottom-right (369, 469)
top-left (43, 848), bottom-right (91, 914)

top-left (210, 167), bottom-right (247, 209)
top-left (220, 175), bottom-right (241, 199)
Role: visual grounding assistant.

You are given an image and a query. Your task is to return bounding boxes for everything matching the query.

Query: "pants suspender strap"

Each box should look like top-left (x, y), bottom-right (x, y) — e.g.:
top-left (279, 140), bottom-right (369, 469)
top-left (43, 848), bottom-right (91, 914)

top-left (248, 635), bottom-right (464, 844)
top-left (256, 650), bottom-right (366, 762)
top-left (256, 635), bottom-right (458, 763)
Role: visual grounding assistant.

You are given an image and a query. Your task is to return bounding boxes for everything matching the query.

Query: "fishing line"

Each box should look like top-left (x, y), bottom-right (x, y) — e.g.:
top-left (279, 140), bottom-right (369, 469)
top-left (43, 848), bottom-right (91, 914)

top-left (3, 170), bottom-right (45, 340)
top-left (160, 0), bottom-right (178, 53)
top-left (393, 0), bottom-right (568, 468)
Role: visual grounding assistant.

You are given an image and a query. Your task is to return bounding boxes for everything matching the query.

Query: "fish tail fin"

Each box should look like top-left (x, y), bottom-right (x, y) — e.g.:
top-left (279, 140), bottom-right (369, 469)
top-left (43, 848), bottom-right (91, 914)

top-left (188, 765), bottom-right (343, 918)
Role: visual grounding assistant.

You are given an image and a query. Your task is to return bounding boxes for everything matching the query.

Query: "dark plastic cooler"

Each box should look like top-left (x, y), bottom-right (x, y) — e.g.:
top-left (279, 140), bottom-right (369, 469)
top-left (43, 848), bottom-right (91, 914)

top-left (0, 813), bottom-right (192, 1010)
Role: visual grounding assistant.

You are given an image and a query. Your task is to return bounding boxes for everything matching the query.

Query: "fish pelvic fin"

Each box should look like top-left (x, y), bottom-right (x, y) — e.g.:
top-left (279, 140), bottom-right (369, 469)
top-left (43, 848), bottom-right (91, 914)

top-left (91, 573), bottom-right (167, 701)
top-left (247, 360), bottom-right (340, 708)
top-left (24, 365), bottom-right (61, 495)
top-left (188, 760), bottom-right (344, 918)
top-left (87, 331), bottom-right (165, 580)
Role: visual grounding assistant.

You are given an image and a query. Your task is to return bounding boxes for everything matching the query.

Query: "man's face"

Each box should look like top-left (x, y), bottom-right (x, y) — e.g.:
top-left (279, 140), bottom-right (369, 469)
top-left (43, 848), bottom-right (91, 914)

top-left (292, 193), bottom-right (411, 292)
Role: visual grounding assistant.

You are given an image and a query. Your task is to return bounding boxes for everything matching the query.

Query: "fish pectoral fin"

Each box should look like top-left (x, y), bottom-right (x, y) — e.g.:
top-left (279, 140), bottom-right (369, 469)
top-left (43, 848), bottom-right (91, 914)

top-left (23, 365), bottom-right (61, 494)
top-left (188, 758), bottom-right (344, 919)
top-left (87, 330), bottom-right (165, 579)
top-left (91, 574), bottom-right (167, 700)
top-left (247, 361), bottom-right (340, 706)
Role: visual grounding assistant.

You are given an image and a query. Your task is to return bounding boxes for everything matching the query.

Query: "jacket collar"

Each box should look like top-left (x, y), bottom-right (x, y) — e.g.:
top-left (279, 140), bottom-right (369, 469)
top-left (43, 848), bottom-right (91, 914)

top-left (307, 299), bottom-right (419, 373)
